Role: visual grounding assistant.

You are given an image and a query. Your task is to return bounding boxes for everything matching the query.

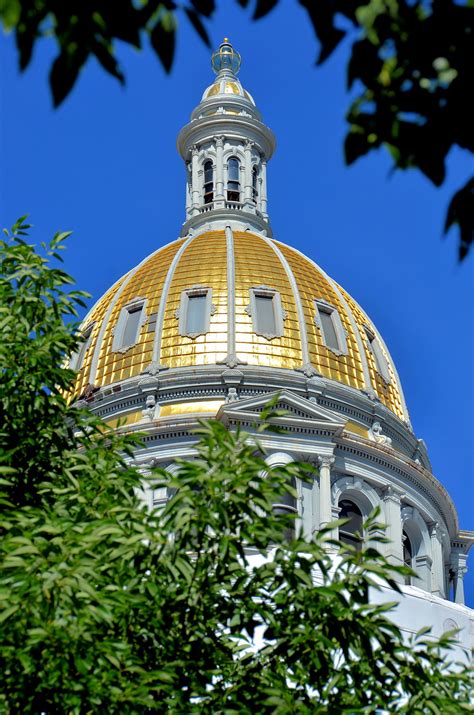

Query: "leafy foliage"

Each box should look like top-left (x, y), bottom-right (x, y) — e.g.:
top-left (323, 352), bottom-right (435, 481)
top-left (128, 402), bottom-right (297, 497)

top-left (0, 220), bottom-right (473, 712)
top-left (1, 1), bottom-right (472, 258)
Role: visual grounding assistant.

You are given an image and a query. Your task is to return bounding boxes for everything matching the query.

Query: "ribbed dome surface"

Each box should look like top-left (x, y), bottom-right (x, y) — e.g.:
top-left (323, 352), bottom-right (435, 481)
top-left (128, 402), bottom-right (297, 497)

top-left (71, 230), bottom-right (407, 420)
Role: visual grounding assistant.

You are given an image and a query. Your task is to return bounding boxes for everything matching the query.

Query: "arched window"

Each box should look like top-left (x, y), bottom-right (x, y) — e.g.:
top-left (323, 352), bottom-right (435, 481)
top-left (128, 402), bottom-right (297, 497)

top-left (339, 499), bottom-right (363, 550)
top-left (203, 160), bottom-right (214, 204)
top-left (273, 475), bottom-right (297, 541)
top-left (227, 157), bottom-right (240, 202)
top-left (252, 165), bottom-right (258, 203)
top-left (403, 530), bottom-right (413, 585)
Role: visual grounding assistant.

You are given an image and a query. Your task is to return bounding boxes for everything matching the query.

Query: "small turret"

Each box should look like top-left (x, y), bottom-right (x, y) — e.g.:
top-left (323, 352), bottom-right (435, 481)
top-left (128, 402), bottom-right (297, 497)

top-left (177, 39), bottom-right (276, 237)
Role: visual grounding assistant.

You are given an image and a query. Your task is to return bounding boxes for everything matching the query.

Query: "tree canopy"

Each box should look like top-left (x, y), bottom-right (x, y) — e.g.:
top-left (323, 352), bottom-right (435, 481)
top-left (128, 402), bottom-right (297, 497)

top-left (1, 0), bottom-right (472, 260)
top-left (0, 218), bottom-right (472, 712)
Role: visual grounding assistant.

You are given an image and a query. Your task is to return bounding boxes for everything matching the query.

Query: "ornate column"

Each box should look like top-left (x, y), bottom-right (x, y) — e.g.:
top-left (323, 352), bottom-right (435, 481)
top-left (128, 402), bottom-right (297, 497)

top-left (382, 486), bottom-right (404, 579)
top-left (318, 455), bottom-right (335, 530)
top-left (261, 159), bottom-right (268, 218)
top-left (450, 552), bottom-right (468, 605)
top-left (191, 144), bottom-right (200, 214)
top-left (414, 554), bottom-right (433, 590)
top-left (244, 139), bottom-right (253, 207)
top-left (429, 522), bottom-right (445, 597)
top-left (185, 163), bottom-right (192, 217)
top-left (215, 135), bottom-right (225, 207)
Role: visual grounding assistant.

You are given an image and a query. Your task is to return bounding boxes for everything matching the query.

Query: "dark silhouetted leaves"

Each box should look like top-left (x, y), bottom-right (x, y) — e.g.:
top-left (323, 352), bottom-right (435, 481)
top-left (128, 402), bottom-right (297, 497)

top-left (185, 7), bottom-right (211, 47)
top-left (444, 178), bottom-right (474, 260)
top-left (191, 0), bottom-right (215, 17)
top-left (150, 10), bottom-right (178, 73)
top-left (50, 49), bottom-right (88, 108)
top-left (253, 0), bottom-right (278, 20)
top-left (1, 0), bottom-right (472, 258)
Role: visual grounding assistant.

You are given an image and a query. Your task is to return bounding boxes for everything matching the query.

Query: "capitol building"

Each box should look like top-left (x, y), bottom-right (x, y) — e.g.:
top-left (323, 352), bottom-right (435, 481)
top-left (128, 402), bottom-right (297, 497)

top-left (70, 40), bottom-right (473, 651)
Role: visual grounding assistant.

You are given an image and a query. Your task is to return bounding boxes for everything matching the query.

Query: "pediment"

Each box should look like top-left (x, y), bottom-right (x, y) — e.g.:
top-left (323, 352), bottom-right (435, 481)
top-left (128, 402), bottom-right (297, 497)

top-left (218, 389), bottom-right (346, 429)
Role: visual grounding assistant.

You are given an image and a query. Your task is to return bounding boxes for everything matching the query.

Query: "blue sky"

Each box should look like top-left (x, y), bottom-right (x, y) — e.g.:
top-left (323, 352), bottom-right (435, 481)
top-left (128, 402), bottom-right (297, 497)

top-left (1, 1), bottom-right (473, 602)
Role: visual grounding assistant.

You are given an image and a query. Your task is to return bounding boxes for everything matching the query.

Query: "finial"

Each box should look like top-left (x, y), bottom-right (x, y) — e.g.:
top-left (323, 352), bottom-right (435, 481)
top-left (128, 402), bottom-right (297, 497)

top-left (211, 38), bottom-right (241, 76)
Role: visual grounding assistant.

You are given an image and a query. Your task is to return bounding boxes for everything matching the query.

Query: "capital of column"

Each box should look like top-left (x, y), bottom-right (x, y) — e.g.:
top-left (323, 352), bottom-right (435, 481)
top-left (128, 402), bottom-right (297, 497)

top-left (244, 139), bottom-right (254, 150)
top-left (428, 521), bottom-right (445, 542)
top-left (191, 144), bottom-right (199, 156)
top-left (214, 135), bottom-right (225, 147)
top-left (318, 455), bottom-right (335, 469)
top-left (382, 484), bottom-right (403, 504)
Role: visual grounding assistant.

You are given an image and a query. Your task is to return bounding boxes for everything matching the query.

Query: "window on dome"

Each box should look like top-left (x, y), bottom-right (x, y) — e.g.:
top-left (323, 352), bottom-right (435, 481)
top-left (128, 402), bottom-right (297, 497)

top-left (249, 288), bottom-right (285, 339)
top-left (122, 305), bottom-right (143, 347)
top-left (403, 531), bottom-right (413, 586)
top-left (255, 295), bottom-right (276, 335)
top-left (227, 157), bottom-right (240, 202)
top-left (314, 300), bottom-right (347, 354)
top-left (364, 327), bottom-right (391, 383)
top-left (72, 323), bottom-right (94, 370)
top-left (203, 160), bottom-right (214, 204)
top-left (112, 300), bottom-right (146, 351)
top-left (339, 499), bottom-right (363, 551)
top-left (177, 287), bottom-right (214, 338)
top-left (186, 293), bottom-right (207, 334)
top-left (252, 165), bottom-right (258, 203)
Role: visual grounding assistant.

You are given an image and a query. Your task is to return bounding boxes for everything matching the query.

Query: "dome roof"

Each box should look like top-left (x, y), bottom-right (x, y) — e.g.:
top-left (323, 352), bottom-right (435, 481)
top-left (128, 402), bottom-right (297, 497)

top-left (71, 230), bottom-right (407, 420)
top-left (202, 78), bottom-right (255, 104)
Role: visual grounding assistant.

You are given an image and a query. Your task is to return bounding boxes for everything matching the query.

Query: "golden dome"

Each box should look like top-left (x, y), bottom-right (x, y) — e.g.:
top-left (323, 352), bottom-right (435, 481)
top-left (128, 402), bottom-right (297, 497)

top-left (71, 230), bottom-right (407, 420)
top-left (202, 79), bottom-right (255, 104)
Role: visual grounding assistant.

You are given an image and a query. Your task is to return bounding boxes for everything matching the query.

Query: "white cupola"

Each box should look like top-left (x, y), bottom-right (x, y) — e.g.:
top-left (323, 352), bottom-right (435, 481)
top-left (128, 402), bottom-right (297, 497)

top-left (177, 39), bottom-right (276, 236)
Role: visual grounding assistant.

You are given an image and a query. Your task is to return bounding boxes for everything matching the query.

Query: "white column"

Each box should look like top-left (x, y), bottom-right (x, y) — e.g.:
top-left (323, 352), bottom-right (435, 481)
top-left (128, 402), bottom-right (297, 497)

top-left (450, 553), bottom-right (467, 605)
top-left (185, 164), bottom-right (192, 218)
top-left (414, 554), bottom-right (433, 590)
top-left (318, 455), bottom-right (334, 529)
top-left (382, 486), bottom-right (404, 578)
top-left (429, 522), bottom-right (445, 597)
top-left (191, 144), bottom-right (200, 214)
top-left (215, 135), bottom-right (225, 207)
top-left (261, 159), bottom-right (268, 218)
top-left (243, 140), bottom-right (253, 207)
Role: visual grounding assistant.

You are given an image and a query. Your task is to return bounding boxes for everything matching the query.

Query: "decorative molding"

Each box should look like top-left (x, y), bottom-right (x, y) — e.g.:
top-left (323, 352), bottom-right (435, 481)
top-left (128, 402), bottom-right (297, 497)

top-left (175, 285), bottom-right (215, 339)
top-left (111, 297), bottom-right (147, 353)
top-left (318, 455), bottom-right (335, 469)
top-left (245, 285), bottom-right (286, 340)
top-left (313, 298), bottom-right (348, 356)
top-left (218, 353), bottom-right (247, 368)
top-left (295, 362), bottom-right (321, 378)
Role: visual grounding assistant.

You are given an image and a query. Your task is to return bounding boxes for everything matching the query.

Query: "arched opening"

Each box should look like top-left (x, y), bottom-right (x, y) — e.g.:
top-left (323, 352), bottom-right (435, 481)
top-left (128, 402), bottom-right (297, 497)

top-left (227, 157), bottom-right (240, 202)
top-left (203, 160), bottom-right (214, 204)
top-left (272, 475), bottom-right (297, 541)
top-left (339, 499), bottom-right (363, 550)
top-left (403, 530), bottom-right (413, 585)
top-left (252, 165), bottom-right (258, 203)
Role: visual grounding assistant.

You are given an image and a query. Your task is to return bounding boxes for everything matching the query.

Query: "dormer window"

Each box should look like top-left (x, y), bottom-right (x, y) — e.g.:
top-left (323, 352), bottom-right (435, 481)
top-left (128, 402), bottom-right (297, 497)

top-left (227, 157), bottom-right (240, 202)
top-left (176, 287), bottom-right (215, 338)
top-left (364, 326), bottom-right (391, 383)
top-left (112, 300), bottom-right (146, 352)
top-left (72, 323), bottom-right (94, 370)
top-left (252, 165), bottom-right (258, 203)
top-left (203, 160), bottom-right (213, 204)
top-left (314, 300), bottom-right (347, 355)
top-left (247, 287), bottom-right (285, 340)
